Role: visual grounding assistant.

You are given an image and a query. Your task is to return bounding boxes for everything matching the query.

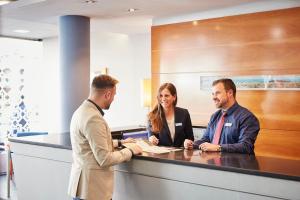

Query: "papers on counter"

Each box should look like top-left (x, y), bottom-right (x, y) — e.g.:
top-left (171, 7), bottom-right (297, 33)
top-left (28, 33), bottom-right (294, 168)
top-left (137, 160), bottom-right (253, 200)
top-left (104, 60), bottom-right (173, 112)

top-left (123, 140), bottom-right (183, 154)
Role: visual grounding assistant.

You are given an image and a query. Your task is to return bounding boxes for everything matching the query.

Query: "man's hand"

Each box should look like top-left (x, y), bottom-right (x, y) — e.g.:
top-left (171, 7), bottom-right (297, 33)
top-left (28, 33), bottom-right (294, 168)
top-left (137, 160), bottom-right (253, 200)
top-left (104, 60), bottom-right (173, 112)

top-left (149, 135), bottom-right (159, 145)
top-left (199, 142), bottom-right (221, 152)
top-left (127, 143), bottom-right (143, 155)
top-left (184, 139), bottom-right (194, 150)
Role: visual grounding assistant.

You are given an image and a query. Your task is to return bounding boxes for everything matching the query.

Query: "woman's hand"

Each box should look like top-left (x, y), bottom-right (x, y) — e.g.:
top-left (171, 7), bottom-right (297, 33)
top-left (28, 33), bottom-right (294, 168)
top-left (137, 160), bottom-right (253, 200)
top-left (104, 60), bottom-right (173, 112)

top-left (149, 135), bottom-right (159, 145)
top-left (184, 139), bottom-right (194, 150)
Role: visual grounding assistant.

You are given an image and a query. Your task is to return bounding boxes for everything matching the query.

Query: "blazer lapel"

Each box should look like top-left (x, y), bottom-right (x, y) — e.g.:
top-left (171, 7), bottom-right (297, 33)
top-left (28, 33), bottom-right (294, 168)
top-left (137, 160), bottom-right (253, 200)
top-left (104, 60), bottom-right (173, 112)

top-left (162, 116), bottom-right (173, 144)
top-left (174, 108), bottom-right (180, 143)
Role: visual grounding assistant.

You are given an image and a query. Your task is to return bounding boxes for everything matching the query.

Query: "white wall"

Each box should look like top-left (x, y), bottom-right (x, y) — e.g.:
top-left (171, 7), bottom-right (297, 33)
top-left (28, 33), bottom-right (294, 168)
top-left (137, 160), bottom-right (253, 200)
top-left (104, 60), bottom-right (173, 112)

top-left (42, 30), bottom-right (151, 131)
top-left (90, 31), bottom-right (151, 128)
top-left (41, 37), bottom-right (62, 132)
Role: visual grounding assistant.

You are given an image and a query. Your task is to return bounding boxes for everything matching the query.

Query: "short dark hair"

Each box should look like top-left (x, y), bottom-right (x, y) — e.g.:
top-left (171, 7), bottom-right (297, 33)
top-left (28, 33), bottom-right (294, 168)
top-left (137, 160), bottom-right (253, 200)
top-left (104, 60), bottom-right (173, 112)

top-left (92, 74), bottom-right (118, 89)
top-left (212, 78), bottom-right (236, 98)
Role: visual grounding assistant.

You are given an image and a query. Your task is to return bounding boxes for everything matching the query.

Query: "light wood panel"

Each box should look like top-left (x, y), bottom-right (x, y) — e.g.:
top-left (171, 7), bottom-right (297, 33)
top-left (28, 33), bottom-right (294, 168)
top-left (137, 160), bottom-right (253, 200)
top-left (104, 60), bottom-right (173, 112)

top-left (152, 7), bottom-right (300, 74)
top-left (152, 7), bottom-right (300, 51)
top-left (151, 7), bottom-right (300, 160)
top-left (152, 42), bottom-right (300, 74)
top-left (238, 90), bottom-right (300, 131)
top-left (255, 129), bottom-right (300, 160)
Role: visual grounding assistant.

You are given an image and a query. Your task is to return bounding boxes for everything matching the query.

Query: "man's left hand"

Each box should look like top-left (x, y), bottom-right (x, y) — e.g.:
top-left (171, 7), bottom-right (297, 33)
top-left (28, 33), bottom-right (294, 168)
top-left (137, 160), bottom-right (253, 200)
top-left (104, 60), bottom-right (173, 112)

top-left (199, 142), bottom-right (220, 152)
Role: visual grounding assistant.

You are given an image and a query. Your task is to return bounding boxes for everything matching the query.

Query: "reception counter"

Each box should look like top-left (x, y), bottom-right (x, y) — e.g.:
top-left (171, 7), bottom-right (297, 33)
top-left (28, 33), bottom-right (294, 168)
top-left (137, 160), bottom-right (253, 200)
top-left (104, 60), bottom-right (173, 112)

top-left (9, 131), bottom-right (300, 200)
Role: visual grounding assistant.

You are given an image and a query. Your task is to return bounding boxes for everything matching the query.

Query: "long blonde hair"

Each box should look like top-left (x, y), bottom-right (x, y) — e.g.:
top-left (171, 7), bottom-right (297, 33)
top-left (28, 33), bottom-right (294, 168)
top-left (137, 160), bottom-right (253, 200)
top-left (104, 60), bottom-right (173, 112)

top-left (148, 83), bottom-right (177, 133)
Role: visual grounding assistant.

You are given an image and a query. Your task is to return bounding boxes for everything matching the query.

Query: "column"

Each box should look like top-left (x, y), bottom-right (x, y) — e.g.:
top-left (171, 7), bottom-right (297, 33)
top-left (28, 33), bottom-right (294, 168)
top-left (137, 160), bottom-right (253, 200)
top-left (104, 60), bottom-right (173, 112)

top-left (59, 15), bottom-right (90, 132)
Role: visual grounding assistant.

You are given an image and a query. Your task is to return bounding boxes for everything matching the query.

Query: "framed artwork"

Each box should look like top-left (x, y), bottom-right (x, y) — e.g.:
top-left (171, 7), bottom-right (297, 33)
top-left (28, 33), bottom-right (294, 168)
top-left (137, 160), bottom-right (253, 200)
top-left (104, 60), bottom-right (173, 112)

top-left (200, 75), bottom-right (300, 91)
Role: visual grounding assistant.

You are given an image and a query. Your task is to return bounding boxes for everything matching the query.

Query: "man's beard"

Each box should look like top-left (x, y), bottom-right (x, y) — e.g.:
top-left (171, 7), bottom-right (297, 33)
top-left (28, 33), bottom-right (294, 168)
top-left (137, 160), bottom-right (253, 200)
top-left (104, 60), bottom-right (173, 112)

top-left (104, 103), bottom-right (111, 110)
top-left (103, 100), bottom-right (111, 110)
top-left (214, 98), bottom-right (227, 109)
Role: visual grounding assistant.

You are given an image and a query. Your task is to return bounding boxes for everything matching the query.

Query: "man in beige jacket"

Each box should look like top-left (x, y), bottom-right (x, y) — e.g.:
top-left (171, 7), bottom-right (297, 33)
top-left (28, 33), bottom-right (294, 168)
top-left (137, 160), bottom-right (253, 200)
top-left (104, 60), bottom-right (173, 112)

top-left (68, 74), bottom-right (142, 200)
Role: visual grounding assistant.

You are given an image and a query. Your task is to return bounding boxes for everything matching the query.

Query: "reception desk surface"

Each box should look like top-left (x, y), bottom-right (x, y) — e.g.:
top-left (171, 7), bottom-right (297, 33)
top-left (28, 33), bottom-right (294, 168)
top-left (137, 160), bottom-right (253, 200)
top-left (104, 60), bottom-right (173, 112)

top-left (8, 131), bottom-right (300, 182)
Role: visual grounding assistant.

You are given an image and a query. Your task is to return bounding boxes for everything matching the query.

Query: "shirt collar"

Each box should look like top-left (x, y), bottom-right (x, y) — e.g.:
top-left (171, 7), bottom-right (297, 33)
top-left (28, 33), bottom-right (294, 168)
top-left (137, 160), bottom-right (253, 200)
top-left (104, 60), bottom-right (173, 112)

top-left (87, 99), bottom-right (104, 116)
top-left (224, 101), bottom-right (239, 116)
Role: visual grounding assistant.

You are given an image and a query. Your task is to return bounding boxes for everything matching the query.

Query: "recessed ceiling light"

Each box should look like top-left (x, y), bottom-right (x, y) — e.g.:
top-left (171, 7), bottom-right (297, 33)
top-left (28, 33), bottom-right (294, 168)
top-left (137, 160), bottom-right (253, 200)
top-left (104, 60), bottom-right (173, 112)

top-left (14, 29), bottom-right (30, 33)
top-left (84, 0), bottom-right (97, 3)
top-left (128, 8), bottom-right (138, 13)
top-left (0, 0), bottom-right (17, 6)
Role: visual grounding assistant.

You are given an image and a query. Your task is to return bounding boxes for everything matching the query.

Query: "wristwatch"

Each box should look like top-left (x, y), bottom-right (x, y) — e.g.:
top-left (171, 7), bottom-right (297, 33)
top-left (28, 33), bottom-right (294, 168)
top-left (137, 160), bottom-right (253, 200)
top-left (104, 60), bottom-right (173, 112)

top-left (118, 140), bottom-right (122, 147)
top-left (217, 145), bottom-right (222, 152)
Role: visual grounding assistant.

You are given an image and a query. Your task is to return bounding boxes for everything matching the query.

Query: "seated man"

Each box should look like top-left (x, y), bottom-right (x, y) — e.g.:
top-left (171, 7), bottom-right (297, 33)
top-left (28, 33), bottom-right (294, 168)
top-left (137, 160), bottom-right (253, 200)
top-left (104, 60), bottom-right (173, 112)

top-left (184, 78), bottom-right (260, 154)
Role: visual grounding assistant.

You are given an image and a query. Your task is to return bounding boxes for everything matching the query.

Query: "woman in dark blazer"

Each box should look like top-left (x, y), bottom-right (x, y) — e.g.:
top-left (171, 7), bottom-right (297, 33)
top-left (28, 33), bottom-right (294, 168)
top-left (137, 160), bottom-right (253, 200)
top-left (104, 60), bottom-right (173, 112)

top-left (147, 83), bottom-right (194, 147)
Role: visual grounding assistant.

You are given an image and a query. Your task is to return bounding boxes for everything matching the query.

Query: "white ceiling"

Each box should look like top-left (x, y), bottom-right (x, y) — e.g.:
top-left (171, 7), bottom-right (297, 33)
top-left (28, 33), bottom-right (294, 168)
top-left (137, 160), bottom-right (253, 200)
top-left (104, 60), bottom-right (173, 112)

top-left (0, 0), bottom-right (296, 40)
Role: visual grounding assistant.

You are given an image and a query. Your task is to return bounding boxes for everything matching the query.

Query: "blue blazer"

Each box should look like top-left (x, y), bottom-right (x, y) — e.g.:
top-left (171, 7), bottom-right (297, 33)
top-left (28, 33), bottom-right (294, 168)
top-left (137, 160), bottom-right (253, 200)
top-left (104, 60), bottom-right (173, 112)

top-left (148, 107), bottom-right (194, 147)
top-left (193, 103), bottom-right (260, 154)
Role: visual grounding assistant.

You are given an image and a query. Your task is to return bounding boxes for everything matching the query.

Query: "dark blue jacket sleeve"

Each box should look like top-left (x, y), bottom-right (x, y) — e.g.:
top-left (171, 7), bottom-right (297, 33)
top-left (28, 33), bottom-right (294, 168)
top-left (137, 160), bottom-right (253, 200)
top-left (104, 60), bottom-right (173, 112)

top-left (193, 130), bottom-right (210, 149)
top-left (184, 110), bottom-right (194, 141)
top-left (193, 117), bottom-right (213, 149)
top-left (221, 114), bottom-right (260, 154)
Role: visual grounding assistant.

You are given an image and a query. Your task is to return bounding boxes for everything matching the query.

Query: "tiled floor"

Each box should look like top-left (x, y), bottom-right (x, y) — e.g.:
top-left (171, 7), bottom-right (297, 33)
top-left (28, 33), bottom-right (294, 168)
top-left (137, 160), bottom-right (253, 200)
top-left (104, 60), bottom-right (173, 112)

top-left (0, 174), bottom-right (18, 200)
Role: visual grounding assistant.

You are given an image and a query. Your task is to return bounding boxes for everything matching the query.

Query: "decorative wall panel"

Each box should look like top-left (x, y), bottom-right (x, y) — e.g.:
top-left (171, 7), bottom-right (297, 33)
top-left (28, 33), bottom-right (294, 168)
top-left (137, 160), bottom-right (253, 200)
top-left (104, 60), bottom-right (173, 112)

top-left (0, 38), bottom-right (42, 138)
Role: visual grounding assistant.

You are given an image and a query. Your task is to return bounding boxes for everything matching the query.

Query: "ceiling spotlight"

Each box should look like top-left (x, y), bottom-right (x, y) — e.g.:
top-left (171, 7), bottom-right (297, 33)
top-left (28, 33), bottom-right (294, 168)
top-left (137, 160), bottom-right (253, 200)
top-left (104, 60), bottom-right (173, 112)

top-left (14, 29), bottom-right (30, 33)
top-left (128, 8), bottom-right (138, 13)
top-left (0, 0), bottom-right (18, 6)
top-left (84, 0), bottom-right (97, 3)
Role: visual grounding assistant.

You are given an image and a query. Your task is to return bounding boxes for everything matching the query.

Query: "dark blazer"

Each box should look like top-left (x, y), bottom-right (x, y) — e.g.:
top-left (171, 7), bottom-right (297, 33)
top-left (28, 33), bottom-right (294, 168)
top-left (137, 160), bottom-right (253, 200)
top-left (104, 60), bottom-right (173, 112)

top-left (148, 107), bottom-right (194, 147)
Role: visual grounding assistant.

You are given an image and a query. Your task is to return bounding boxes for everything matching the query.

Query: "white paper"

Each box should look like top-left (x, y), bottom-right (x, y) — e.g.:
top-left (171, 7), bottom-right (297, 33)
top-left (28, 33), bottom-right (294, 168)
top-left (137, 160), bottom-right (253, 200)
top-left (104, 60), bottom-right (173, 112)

top-left (123, 140), bottom-right (182, 154)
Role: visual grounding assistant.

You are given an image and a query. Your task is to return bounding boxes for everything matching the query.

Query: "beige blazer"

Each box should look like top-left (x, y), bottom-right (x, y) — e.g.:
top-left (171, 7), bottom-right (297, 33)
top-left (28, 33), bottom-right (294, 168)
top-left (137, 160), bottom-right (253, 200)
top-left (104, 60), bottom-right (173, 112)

top-left (68, 100), bottom-right (132, 200)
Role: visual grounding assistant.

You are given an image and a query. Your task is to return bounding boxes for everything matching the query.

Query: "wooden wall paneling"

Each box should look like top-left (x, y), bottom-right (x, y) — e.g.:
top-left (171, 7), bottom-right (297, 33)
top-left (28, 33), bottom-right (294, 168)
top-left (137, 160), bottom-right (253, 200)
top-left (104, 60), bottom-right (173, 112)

top-left (152, 43), bottom-right (300, 74)
top-left (151, 7), bottom-right (300, 159)
top-left (238, 90), bottom-right (300, 130)
top-left (152, 7), bottom-right (300, 74)
top-left (152, 7), bottom-right (300, 51)
top-left (255, 129), bottom-right (300, 160)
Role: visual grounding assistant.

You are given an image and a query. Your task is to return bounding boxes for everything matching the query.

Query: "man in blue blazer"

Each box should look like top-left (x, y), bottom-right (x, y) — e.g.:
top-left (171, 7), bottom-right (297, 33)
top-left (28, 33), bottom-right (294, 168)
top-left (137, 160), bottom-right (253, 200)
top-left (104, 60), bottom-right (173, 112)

top-left (184, 79), bottom-right (260, 154)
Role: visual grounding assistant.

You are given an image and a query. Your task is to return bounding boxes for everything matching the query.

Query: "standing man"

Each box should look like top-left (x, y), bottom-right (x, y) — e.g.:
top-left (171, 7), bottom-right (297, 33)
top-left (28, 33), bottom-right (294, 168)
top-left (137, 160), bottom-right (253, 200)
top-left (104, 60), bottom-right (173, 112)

top-left (184, 78), bottom-right (260, 154)
top-left (68, 74), bottom-right (142, 200)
